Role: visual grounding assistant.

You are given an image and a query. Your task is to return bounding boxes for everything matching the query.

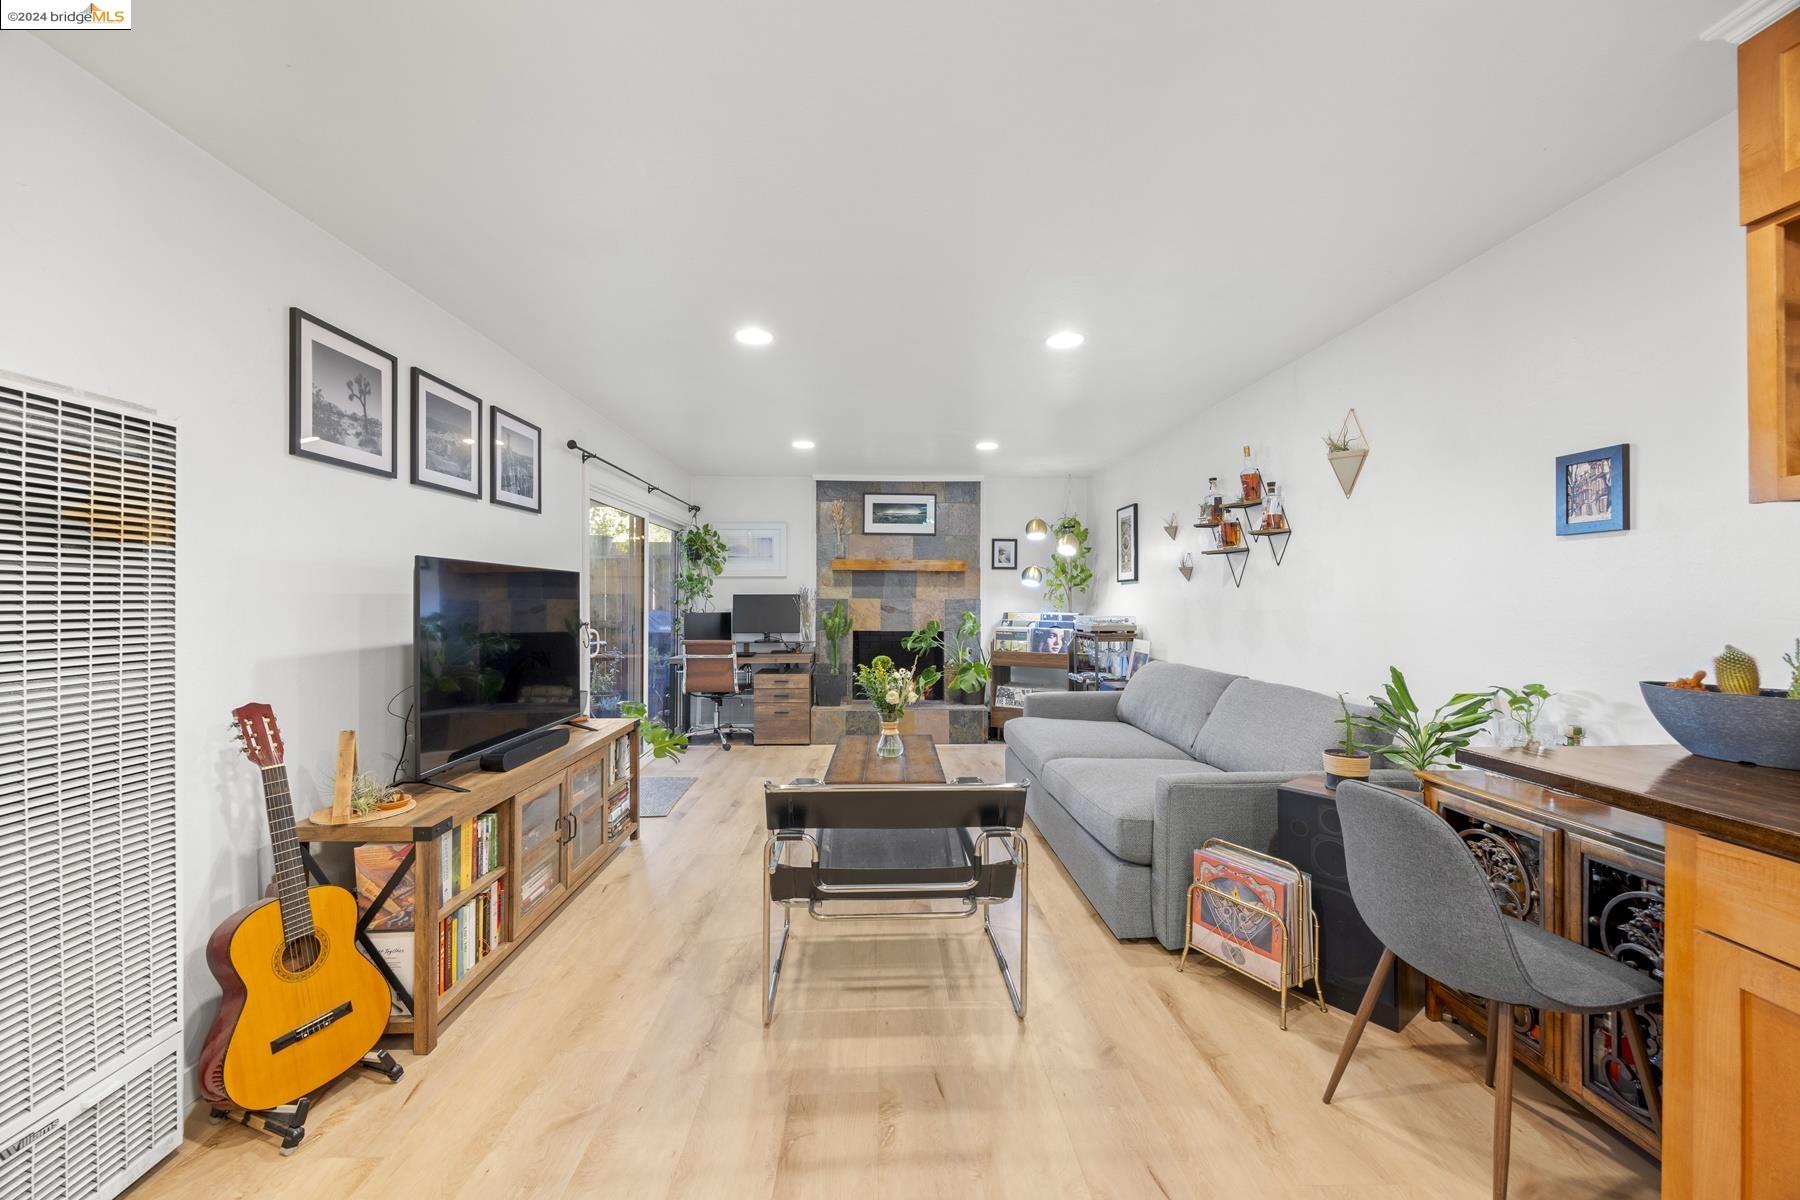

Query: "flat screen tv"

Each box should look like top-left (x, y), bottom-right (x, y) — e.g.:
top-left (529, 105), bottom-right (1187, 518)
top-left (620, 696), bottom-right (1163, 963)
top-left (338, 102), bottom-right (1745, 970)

top-left (414, 555), bottom-right (583, 777)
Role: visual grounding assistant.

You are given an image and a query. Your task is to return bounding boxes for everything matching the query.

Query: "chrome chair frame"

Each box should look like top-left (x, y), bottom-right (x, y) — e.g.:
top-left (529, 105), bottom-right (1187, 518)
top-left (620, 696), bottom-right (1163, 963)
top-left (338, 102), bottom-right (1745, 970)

top-left (761, 782), bottom-right (1029, 1026)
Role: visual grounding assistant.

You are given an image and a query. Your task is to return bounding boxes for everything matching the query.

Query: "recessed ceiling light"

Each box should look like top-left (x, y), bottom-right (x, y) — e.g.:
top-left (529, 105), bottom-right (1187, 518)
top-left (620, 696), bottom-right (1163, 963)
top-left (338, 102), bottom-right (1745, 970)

top-left (735, 325), bottom-right (774, 347)
top-left (975, 440), bottom-right (999, 452)
top-left (1045, 330), bottom-right (1085, 350)
top-left (791, 439), bottom-right (815, 450)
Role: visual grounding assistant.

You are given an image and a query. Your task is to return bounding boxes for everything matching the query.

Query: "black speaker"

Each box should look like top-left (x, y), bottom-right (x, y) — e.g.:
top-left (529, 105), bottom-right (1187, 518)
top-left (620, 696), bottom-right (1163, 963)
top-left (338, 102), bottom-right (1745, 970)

top-left (480, 726), bottom-right (571, 773)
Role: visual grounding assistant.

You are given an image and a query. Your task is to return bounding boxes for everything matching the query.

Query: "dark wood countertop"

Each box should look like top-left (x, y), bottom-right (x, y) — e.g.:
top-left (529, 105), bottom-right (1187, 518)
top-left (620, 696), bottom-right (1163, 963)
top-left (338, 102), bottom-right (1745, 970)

top-left (1458, 745), bottom-right (1800, 862)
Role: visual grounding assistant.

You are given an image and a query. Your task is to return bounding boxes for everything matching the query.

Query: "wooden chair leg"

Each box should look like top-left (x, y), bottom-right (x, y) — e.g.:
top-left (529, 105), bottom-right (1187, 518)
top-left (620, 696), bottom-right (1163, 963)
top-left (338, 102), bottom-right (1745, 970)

top-left (1484, 998), bottom-right (1502, 1088)
top-left (1491, 1001), bottom-right (1515, 1200)
top-left (1620, 1006), bottom-right (1661, 1134)
top-left (1322, 947), bottom-right (1395, 1104)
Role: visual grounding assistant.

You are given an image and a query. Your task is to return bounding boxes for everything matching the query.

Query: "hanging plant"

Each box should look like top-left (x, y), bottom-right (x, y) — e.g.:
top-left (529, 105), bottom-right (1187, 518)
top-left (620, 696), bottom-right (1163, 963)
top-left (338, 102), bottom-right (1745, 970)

top-left (676, 523), bottom-right (728, 617)
top-left (1043, 516), bottom-right (1093, 612)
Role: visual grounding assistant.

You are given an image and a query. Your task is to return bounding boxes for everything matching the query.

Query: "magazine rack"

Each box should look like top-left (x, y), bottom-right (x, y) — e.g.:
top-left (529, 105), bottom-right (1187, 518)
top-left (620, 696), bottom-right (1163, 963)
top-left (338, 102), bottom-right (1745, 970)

top-left (1178, 838), bottom-right (1327, 1030)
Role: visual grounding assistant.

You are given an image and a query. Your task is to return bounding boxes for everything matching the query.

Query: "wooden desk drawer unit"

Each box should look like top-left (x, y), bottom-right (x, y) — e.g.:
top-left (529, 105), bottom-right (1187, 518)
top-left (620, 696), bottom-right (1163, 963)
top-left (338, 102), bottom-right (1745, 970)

top-left (755, 672), bottom-right (812, 745)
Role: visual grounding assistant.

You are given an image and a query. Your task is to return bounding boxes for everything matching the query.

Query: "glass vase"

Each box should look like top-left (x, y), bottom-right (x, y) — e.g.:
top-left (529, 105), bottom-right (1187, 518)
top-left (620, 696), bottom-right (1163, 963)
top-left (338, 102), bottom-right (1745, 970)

top-left (876, 720), bottom-right (904, 757)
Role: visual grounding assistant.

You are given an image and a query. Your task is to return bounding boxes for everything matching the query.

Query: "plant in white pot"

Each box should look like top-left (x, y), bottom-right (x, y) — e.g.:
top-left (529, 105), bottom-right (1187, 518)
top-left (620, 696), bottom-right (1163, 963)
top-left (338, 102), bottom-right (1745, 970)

top-left (1322, 693), bottom-right (1371, 788)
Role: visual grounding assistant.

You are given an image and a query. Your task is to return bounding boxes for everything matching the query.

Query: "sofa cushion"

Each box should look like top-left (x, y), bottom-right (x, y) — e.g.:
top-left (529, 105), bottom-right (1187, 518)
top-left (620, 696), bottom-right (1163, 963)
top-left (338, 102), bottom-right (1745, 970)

top-left (1193, 677), bottom-right (1350, 773)
top-left (1003, 716), bottom-right (1192, 779)
top-left (1116, 661), bottom-right (1241, 758)
top-left (1040, 757), bottom-right (1221, 864)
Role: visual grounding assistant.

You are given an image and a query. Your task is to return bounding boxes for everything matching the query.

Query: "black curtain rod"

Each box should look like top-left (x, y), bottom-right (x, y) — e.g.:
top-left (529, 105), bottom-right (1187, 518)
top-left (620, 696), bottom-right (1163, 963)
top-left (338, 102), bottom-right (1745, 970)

top-left (565, 439), bottom-right (702, 517)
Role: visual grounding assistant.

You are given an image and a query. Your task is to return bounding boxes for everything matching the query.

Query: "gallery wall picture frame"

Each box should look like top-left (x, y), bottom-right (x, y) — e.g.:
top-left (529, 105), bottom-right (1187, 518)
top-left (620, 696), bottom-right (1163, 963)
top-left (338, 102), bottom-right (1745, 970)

top-left (863, 492), bottom-right (936, 535)
top-left (1555, 443), bottom-right (1630, 536)
top-left (718, 522), bottom-right (787, 577)
top-left (490, 406), bottom-right (543, 513)
top-left (290, 307), bottom-right (397, 477)
top-left (991, 538), bottom-right (1018, 570)
top-left (409, 368), bottom-right (483, 498)
top-left (1116, 502), bottom-right (1140, 583)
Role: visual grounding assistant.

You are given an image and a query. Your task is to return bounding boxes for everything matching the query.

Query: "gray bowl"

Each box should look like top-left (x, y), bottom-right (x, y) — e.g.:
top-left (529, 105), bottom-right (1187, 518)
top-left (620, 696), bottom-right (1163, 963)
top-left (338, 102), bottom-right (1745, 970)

top-left (1640, 681), bottom-right (1800, 770)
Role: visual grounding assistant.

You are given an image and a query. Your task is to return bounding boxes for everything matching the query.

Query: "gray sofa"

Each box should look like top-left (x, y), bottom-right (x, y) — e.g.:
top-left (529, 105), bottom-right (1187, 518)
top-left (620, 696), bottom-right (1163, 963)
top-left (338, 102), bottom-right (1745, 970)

top-left (1003, 661), bottom-right (1411, 950)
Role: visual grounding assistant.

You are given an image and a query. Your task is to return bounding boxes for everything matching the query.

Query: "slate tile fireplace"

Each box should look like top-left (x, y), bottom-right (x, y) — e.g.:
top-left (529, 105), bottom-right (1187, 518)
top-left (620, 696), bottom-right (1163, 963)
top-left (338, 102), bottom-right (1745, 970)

top-left (853, 630), bottom-right (943, 684)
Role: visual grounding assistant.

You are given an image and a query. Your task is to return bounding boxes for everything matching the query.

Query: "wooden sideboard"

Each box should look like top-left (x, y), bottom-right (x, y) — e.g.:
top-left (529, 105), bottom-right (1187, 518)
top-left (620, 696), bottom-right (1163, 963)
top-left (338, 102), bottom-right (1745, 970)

top-left (1418, 768), bottom-right (1665, 1156)
top-left (294, 718), bottom-right (639, 1054)
top-left (1461, 746), bottom-right (1800, 1197)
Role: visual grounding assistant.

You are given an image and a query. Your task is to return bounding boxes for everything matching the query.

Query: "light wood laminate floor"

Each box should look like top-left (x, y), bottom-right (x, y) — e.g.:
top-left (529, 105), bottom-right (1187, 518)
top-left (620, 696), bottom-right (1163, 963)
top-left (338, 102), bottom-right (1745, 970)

top-left (131, 745), bottom-right (1658, 1199)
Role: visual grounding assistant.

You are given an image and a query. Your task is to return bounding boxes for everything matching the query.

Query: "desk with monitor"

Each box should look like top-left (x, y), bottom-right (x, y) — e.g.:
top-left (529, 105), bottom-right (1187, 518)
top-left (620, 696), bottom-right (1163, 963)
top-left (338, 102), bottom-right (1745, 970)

top-left (682, 593), bottom-right (814, 746)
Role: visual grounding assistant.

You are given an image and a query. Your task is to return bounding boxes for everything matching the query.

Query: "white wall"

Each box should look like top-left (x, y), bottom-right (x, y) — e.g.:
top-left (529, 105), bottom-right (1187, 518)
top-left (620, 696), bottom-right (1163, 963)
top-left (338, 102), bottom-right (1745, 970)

top-left (0, 39), bottom-right (691, 1086)
top-left (980, 475), bottom-right (1092, 638)
top-left (1088, 116), bottom-right (1798, 744)
top-left (689, 475), bottom-right (818, 622)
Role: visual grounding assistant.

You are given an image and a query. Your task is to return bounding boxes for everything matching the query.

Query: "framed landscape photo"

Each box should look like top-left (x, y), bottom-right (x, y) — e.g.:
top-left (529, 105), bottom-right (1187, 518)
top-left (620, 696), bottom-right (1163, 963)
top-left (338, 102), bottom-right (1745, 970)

top-left (719, 522), bottom-right (787, 576)
top-left (409, 368), bottom-right (482, 498)
top-left (1116, 503), bottom-right (1139, 582)
top-left (1555, 443), bottom-right (1629, 536)
top-left (991, 537), bottom-right (1017, 570)
top-left (863, 492), bottom-right (936, 535)
top-left (290, 307), bottom-right (397, 477)
top-left (490, 406), bottom-right (542, 513)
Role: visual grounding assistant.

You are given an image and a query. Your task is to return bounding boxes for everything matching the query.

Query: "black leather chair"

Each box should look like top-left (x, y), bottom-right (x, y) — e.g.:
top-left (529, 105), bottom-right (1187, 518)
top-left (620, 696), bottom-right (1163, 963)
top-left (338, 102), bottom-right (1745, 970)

top-left (761, 780), bottom-right (1030, 1024)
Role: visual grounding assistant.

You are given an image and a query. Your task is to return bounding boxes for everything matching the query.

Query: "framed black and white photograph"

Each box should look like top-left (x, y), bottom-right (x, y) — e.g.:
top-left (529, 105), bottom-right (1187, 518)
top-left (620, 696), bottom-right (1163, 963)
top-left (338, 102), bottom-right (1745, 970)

top-left (409, 368), bottom-right (482, 498)
top-left (1555, 443), bottom-right (1629, 536)
top-left (863, 492), bottom-right (936, 534)
top-left (991, 537), bottom-right (1017, 570)
top-left (490, 406), bottom-right (542, 513)
top-left (290, 307), bottom-right (397, 477)
top-left (1116, 502), bottom-right (1139, 582)
top-left (719, 522), bottom-right (787, 576)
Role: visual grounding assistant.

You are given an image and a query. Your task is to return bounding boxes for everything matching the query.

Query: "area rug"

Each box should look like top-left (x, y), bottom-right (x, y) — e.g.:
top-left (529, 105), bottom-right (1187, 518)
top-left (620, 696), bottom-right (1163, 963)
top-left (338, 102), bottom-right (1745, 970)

top-left (639, 776), bottom-right (696, 817)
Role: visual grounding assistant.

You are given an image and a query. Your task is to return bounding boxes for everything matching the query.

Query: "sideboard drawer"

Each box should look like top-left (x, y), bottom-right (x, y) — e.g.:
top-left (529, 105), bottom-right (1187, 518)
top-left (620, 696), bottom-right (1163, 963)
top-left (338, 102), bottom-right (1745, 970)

top-left (1687, 831), bottom-right (1800, 967)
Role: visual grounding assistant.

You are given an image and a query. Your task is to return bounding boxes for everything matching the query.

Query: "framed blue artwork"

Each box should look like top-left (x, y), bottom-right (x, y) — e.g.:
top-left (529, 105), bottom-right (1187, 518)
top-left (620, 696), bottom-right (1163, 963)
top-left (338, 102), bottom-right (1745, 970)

top-left (1555, 443), bottom-right (1629, 536)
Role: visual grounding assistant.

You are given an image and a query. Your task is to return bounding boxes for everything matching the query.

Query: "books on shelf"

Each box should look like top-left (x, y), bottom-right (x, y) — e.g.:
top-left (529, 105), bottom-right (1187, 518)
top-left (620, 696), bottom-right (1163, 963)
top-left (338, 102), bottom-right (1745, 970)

top-left (1188, 844), bottom-right (1315, 988)
top-left (354, 844), bottom-right (416, 931)
top-left (439, 809), bottom-right (502, 904)
top-left (439, 877), bottom-right (504, 993)
top-left (605, 791), bottom-right (633, 840)
top-left (609, 736), bottom-right (633, 785)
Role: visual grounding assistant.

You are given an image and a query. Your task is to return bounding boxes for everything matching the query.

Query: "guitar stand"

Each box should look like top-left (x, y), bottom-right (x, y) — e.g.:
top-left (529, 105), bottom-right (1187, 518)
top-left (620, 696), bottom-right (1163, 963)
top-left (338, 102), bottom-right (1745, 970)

top-left (207, 1052), bottom-right (405, 1156)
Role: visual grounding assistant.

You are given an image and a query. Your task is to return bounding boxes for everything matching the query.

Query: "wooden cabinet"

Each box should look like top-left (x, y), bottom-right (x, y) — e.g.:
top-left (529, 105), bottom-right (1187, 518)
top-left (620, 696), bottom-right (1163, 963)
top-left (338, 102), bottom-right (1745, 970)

top-left (1738, 12), bottom-right (1800, 501)
top-left (513, 773), bottom-right (568, 937)
top-left (754, 670), bottom-right (811, 744)
top-left (1664, 827), bottom-right (1800, 1197)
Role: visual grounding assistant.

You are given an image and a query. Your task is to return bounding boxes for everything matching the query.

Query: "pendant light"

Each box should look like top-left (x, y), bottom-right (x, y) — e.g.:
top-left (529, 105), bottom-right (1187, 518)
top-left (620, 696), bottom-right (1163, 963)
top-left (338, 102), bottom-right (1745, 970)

top-left (1055, 528), bottom-right (1079, 557)
top-left (1024, 518), bottom-right (1048, 541)
top-left (1021, 564), bottom-right (1044, 587)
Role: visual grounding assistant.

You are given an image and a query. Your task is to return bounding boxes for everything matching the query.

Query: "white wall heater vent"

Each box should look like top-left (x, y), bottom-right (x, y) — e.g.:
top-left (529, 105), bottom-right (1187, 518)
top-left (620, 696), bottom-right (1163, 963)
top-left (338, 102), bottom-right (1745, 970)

top-left (0, 380), bottom-right (180, 1197)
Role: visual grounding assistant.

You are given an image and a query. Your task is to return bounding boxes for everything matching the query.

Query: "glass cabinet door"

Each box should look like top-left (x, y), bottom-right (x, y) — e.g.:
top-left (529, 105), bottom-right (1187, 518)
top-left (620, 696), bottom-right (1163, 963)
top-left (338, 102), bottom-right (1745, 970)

top-left (568, 760), bottom-right (608, 872)
top-left (515, 776), bottom-right (567, 928)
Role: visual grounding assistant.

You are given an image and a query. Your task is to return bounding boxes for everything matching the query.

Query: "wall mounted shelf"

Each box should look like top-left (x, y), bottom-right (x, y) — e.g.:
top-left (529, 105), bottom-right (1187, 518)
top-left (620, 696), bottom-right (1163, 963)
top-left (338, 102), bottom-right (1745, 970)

top-left (829, 558), bottom-right (967, 573)
top-left (1201, 544), bottom-right (1251, 587)
top-left (1249, 525), bottom-right (1293, 565)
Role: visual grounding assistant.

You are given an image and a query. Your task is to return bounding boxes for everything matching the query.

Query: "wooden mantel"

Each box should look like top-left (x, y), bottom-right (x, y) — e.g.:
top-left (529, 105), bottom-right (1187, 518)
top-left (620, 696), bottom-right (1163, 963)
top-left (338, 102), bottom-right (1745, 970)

top-left (829, 558), bottom-right (967, 573)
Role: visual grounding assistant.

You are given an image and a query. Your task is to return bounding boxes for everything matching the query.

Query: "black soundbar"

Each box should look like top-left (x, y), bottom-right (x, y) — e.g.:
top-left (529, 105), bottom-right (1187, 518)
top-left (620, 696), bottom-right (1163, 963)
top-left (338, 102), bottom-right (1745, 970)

top-left (480, 726), bottom-right (570, 772)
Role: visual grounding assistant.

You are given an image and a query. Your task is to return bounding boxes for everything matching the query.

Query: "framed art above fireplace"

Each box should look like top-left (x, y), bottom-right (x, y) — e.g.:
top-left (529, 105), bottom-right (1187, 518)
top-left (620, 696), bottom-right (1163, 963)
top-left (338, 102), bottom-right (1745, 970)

top-left (864, 492), bottom-right (936, 535)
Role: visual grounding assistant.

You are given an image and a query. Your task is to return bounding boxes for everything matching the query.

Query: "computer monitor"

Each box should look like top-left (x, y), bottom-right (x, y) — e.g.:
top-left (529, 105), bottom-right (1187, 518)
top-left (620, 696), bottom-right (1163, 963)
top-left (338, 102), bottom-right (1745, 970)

top-left (732, 593), bottom-right (803, 641)
top-left (683, 610), bottom-right (731, 640)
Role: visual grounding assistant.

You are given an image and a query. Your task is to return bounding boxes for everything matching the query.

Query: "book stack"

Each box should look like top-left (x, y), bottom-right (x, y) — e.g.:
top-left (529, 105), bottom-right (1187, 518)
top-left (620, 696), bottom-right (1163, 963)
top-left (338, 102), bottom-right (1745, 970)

top-left (439, 878), bottom-right (504, 993)
top-left (605, 787), bottom-right (632, 841)
top-left (438, 809), bottom-right (501, 904)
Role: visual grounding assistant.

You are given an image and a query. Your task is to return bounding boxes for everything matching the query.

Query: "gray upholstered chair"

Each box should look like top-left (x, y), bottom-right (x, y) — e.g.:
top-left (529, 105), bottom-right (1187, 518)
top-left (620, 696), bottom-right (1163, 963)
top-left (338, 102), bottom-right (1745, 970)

top-left (1322, 781), bottom-right (1661, 1200)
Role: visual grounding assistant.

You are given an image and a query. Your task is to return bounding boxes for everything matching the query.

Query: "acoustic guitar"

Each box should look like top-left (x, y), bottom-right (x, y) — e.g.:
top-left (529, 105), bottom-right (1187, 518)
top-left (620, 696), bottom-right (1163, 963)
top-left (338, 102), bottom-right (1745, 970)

top-left (198, 703), bottom-right (393, 1113)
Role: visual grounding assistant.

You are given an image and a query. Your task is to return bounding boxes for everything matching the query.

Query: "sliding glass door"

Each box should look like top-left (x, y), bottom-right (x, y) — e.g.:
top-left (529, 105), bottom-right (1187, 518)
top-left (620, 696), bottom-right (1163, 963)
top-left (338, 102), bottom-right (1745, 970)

top-left (586, 502), bottom-right (644, 718)
top-left (646, 521), bottom-right (679, 729)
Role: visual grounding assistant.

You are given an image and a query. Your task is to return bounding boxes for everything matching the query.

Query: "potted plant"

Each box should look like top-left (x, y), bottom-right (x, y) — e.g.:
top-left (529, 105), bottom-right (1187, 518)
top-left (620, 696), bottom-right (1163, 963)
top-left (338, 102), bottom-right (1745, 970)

top-left (675, 523), bottom-right (728, 622)
top-left (902, 619), bottom-right (943, 698)
top-left (1359, 666), bottom-right (1493, 774)
top-left (1493, 682), bottom-right (1553, 755)
top-left (943, 610), bottom-right (992, 705)
top-left (1043, 516), bottom-right (1094, 612)
top-left (854, 654), bottom-right (939, 758)
top-left (1322, 693), bottom-right (1371, 788)
top-left (621, 701), bottom-right (688, 763)
top-left (816, 599), bottom-right (853, 706)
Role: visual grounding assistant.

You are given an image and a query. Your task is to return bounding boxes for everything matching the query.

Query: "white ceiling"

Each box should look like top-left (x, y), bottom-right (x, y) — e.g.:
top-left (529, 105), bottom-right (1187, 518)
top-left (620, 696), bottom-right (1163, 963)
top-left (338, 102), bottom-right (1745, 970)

top-left (52, 1), bottom-right (1737, 477)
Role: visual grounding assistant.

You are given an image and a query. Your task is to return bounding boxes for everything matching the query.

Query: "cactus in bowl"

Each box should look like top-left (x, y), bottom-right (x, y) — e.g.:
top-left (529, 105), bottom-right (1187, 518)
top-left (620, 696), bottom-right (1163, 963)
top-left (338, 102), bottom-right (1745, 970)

top-left (1714, 645), bottom-right (1761, 696)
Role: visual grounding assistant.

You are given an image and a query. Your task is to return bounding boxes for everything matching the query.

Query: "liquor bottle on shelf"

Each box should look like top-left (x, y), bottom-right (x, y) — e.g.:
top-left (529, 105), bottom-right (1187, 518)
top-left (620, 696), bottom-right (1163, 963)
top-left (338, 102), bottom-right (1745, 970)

top-left (1197, 478), bottom-right (1225, 527)
top-left (1238, 446), bottom-right (1264, 505)
top-left (1260, 481), bottom-right (1287, 531)
top-left (1220, 516), bottom-right (1245, 549)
